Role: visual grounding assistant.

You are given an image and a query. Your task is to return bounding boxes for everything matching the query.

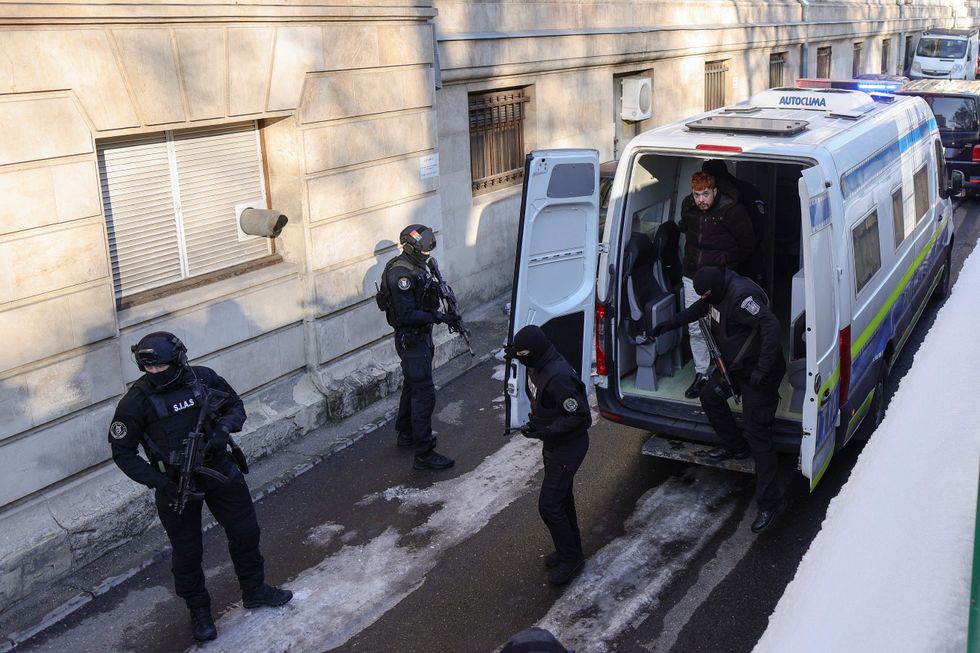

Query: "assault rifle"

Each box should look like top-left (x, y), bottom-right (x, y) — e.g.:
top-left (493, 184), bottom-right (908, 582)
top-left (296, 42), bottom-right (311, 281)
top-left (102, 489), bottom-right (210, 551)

top-left (698, 316), bottom-right (741, 405)
top-left (169, 374), bottom-right (232, 515)
top-left (427, 258), bottom-right (475, 356)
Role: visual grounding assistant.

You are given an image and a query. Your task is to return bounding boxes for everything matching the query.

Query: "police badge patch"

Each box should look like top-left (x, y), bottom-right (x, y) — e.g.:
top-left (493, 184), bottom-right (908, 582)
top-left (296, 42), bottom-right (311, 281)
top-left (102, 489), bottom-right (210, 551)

top-left (109, 421), bottom-right (128, 439)
top-left (397, 277), bottom-right (412, 291)
top-left (562, 397), bottom-right (579, 412)
top-left (741, 296), bottom-right (761, 316)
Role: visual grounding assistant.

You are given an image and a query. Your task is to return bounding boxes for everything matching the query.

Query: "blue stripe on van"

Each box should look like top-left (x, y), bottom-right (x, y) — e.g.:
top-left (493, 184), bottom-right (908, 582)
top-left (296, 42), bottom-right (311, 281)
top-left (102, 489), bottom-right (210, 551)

top-left (839, 117), bottom-right (937, 197)
top-left (808, 194), bottom-right (832, 229)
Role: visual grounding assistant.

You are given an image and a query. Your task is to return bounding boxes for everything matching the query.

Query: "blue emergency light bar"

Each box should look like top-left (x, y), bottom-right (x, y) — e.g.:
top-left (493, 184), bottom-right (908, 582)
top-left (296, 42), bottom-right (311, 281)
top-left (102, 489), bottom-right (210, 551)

top-left (796, 78), bottom-right (907, 93)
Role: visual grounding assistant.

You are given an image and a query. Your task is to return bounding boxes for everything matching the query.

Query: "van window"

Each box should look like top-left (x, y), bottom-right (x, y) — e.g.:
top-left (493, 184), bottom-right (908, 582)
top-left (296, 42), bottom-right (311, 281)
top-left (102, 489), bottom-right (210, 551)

top-left (913, 164), bottom-right (930, 223)
top-left (852, 210), bottom-right (882, 294)
top-left (891, 187), bottom-right (906, 249)
top-left (916, 37), bottom-right (968, 59)
top-left (923, 96), bottom-right (979, 132)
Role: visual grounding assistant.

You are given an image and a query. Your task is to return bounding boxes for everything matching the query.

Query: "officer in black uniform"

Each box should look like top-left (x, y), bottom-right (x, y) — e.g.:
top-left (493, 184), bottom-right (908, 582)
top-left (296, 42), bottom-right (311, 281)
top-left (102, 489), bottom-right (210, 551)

top-left (507, 325), bottom-right (591, 585)
top-left (380, 224), bottom-right (456, 470)
top-left (652, 266), bottom-right (787, 533)
top-left (108, 332), bottom-right (292, 642)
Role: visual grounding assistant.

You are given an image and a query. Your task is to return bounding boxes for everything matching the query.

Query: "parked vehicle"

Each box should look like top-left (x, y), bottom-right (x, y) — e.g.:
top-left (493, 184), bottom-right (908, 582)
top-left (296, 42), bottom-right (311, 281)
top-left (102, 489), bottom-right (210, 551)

top-left (910, 28), bottom-right (979, 80)
top-left (900, 79), bottom-right (980, 194)
top-left (506, 86), bottom-right (961, 489)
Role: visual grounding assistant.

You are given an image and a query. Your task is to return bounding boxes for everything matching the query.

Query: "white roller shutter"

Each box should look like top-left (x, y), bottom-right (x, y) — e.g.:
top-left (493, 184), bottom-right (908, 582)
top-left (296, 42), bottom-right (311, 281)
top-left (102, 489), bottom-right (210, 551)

top-left (97, 121), bottom-right (271, 302)
top-left (99, 133), bottom-right (183, 300)
top-left (173, 123), bottom-right (270, 276)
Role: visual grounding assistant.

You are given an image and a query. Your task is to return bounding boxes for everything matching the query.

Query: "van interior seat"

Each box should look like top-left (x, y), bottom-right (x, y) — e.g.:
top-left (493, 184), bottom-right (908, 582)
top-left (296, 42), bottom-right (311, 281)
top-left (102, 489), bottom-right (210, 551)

top-left (623, 231), bottom-right (682, 390)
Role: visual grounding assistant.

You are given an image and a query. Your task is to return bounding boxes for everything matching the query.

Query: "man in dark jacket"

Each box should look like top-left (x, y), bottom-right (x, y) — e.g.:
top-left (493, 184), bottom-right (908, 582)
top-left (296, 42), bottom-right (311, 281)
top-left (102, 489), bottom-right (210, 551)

top-left (702, 159), bottom-right (766, 285)
top-left (108, 332), bottom-right (292, 643)
top-left (678, 171), bottom-right (756, 399)
top-left (507, 325), bottom-right (591, 585)
top-left (380, 223), bottom-right (456, 470)
top-left (652, 266), bottom-right (786, 533)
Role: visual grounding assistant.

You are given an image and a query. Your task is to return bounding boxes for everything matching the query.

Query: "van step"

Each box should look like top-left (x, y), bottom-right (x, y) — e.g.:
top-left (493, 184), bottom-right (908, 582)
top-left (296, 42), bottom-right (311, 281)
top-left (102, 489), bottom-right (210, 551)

top-left (641, 435), bottom-right (756, 474)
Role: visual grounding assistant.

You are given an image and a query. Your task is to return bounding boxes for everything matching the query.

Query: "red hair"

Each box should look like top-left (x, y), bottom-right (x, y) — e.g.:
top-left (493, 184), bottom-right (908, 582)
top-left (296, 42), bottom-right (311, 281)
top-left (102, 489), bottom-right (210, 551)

top-left (691, 171), bottom-right (716, 192)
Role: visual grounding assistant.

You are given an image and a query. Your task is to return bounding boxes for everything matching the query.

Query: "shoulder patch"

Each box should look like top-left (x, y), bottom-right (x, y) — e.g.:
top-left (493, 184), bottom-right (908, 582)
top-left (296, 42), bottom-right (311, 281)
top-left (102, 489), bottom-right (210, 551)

top-left (562, 397), bottom-right (579, 412)
top-left (397, 277), bottom-right (412, 291)
top-left (109, 421), bottom-right (128, 439)
top-left (740, 296), bottom-right (761, 316)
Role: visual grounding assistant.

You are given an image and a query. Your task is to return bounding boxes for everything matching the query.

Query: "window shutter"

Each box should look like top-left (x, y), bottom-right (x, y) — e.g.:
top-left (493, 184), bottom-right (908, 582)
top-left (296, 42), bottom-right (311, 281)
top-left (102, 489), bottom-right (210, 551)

top-left (173, 122), bottom-right (270, 276)
top-left (98, 134), bottom-right (183, 300)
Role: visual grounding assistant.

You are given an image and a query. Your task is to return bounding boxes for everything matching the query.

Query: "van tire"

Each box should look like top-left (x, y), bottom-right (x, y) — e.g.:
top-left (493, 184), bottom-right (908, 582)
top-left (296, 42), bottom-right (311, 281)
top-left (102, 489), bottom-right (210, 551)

top-left (931, 247), bottom-right (953, 302)
top-left (861, 363), bottom-right (890, 440)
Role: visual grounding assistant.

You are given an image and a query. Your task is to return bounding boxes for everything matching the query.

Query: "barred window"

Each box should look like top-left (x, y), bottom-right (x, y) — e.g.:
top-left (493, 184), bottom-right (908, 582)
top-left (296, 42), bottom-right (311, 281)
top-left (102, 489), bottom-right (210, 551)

top-left (98, 121), bottom-right (274, 307)
top-left (817, 47), bottom-right (832, 78)
top-left (853, 41), bottom-right (864, 77)
top-left (852, 210), bottom-right (881, 294)
top-left (913, 163), bottom-right (930, 223)
top-left (705, 60), bottom-right (730, 111)
top-left (469, 88), bottom-right (529, 194)
top-left (769, 52), bottom-right (788, 88)
top-left (904, 35), bottom-right (914, 72)
top-left (882, 39), bottom-right (891, 74)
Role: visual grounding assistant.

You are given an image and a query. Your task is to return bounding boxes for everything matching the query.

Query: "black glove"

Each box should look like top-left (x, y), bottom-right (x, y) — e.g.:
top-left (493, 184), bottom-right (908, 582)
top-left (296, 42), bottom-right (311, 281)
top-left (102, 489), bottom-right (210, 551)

top-left (651, 322), bottom-right (671, 338)
top-left (435, 311), bottom-right (461, 326)
top-left (206, 424), bottom-right (231, 455)
top-left (159, 479), bottom-right (179, 505)
top-left (750, 369), bottom-right (765, 388)
top-left (519, 423), bottom-right (540, 439)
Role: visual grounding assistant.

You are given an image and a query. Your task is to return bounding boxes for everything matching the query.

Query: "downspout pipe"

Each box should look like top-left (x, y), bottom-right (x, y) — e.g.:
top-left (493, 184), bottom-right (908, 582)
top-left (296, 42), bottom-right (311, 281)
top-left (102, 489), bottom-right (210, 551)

top-left (798, 0), bottom-right (810, 78)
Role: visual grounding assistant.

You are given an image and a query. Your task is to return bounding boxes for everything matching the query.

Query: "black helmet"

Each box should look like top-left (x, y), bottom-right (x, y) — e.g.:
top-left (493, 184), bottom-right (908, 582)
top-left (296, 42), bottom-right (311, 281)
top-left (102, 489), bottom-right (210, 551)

top-left (399, 224), bottom-right (436, 262)
top-left (131, 332), bottom-right (188, 390)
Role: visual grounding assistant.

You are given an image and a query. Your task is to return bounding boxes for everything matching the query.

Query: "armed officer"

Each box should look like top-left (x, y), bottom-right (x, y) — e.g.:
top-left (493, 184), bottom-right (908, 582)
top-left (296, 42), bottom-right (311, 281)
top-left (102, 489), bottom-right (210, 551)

top-left (108, 332), bottom-right (292, 643)
top-left (507, 325), bottom-right (591, 585)
top-left (380, 224), bottom-right (456, 470)
top-left (652, 266), bottom-right (786, 533)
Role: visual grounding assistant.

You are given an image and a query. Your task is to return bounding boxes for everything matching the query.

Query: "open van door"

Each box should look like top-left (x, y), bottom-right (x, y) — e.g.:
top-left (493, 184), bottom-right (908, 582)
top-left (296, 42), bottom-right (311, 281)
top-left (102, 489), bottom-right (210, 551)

top-left (798, 167), bottom-right (840, 489)
top-left (505, 149), bottom-right (600, 432)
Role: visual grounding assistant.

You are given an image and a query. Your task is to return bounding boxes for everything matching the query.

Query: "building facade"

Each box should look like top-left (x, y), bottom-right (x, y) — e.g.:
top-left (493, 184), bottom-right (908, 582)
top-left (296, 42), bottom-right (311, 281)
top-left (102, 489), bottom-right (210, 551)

top-left (0, 0), bottom-right (972, 616)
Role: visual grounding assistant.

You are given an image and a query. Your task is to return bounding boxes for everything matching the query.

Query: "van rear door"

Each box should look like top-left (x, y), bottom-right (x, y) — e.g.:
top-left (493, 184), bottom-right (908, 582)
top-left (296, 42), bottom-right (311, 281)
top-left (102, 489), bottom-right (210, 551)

top-left (505, 149), bottom-right (600, 432)
top-left (798, 166), bottom-right (840, 489)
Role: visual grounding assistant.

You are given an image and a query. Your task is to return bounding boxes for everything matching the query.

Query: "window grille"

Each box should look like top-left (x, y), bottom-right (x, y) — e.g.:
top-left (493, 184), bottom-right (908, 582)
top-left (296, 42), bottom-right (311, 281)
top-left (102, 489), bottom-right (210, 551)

top-left (882, 39), bottom-right (891, 74)
top-left (853, 42), bottom-right (864, 77)
top-left (704, 60), bottom-right (729, 111)
top-left (817, 47), bottom-right (832, 78)
top-left (98, 121), bottom-right (271, 303)
top-left (769, 52), bottom-right (788, 88)
top-left (469, 88), bottom-right (529, 194)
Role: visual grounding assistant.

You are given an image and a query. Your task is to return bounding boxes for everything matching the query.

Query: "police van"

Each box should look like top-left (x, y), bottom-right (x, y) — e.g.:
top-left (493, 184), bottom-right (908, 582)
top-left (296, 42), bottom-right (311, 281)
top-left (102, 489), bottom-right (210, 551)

top-left (505, 85), bottom-right (960, 488)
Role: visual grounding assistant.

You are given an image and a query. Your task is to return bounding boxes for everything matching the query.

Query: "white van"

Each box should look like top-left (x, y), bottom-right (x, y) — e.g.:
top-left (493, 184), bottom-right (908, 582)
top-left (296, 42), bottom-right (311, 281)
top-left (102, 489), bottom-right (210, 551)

top-left (910, 28), bottom-right (979, 80)
top-left (505, 86), bottom-right (961, 489)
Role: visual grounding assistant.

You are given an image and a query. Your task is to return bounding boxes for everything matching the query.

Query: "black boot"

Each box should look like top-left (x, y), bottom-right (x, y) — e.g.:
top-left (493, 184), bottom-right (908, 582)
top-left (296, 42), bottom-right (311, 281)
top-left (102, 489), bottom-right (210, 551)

top-left (547, 558), bottom-right (584, 586)
top-left (396, 431), bottom-right (413, 447)
top-left (243, 584), bottom-right (293, 609)
top-left (543, 551), bottom-right (561, 568)
top-left (189, 606), bottom-right (217, 642)
top-left (685, 373), bottom-right (708, 399)
top-left (751, 499), bottom-right (787, 534)
top-left (413, 451), bottom-right (455, 470)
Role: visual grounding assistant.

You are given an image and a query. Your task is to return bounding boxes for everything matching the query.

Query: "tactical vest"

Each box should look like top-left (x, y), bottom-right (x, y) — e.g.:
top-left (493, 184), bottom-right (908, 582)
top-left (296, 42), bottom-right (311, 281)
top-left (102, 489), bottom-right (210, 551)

top-left (378, 255), bottom-right (439, 328)
top-left (712, 275), bottom-right (769, 372)
top-left (135, 378), bottom-right (205, 463)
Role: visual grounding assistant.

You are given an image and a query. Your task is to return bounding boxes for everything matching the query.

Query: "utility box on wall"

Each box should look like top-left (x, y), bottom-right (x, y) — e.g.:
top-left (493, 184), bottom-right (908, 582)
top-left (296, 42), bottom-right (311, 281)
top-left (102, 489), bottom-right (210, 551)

top-left (621, 76), bottom-right (652, 121)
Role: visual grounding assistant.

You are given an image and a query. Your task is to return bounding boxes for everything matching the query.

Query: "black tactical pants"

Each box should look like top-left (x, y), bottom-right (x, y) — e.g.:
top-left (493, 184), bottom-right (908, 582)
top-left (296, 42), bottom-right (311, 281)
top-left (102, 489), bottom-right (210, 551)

top-left (699, 371), bottom-right (783, 511)
top-left (540, 433), bottom-right (589, 563)
top-left (395, 334), bottom-right (437, 457)
top-left (155, 456), bottom-right (264, 609)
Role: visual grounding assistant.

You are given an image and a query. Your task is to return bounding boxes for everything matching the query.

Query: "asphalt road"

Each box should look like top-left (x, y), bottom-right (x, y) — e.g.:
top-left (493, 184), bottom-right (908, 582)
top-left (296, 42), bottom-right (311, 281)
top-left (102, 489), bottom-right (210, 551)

top-left (17, 199), bottom-right (979, 653)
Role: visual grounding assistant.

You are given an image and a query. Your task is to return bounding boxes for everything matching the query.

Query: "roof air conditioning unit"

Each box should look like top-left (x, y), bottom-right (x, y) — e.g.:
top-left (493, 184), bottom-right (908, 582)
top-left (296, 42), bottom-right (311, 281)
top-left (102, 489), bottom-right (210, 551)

top-left (621, 76), bottom-right (652, 121)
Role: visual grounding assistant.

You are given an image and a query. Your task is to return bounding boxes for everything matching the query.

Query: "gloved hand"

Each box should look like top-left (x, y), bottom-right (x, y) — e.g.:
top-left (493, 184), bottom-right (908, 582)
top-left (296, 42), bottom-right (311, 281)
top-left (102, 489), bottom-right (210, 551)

top-left (750, 369), bottom-right (765, 388)
top-left (519, 423), bottom-right (540, 439)
top-left (434, 311), bottom-right (461, 325)
top-left (159, 479), bottom-right (179, 505)
top-left (650, 322), bottom-right (671, 338)
top-left (206, 424), bottom-right (231, 455)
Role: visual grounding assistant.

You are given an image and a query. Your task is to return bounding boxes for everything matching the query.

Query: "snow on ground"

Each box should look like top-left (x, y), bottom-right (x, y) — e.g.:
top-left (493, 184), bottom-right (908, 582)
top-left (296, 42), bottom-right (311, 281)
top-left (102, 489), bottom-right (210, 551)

top-left (542, 468), bottom-right (747, 653)
top-left (756, 249), bottom-right (980, 652)
top-left (193, 437), bottom-right (542, 653)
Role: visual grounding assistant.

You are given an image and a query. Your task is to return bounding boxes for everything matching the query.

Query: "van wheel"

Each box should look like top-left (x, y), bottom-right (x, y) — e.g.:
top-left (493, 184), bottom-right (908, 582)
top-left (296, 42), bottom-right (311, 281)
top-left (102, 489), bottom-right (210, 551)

top-left (932, 248), bottom-right (953, 302)
top-left (859, 365), bottom-right (889, 441)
